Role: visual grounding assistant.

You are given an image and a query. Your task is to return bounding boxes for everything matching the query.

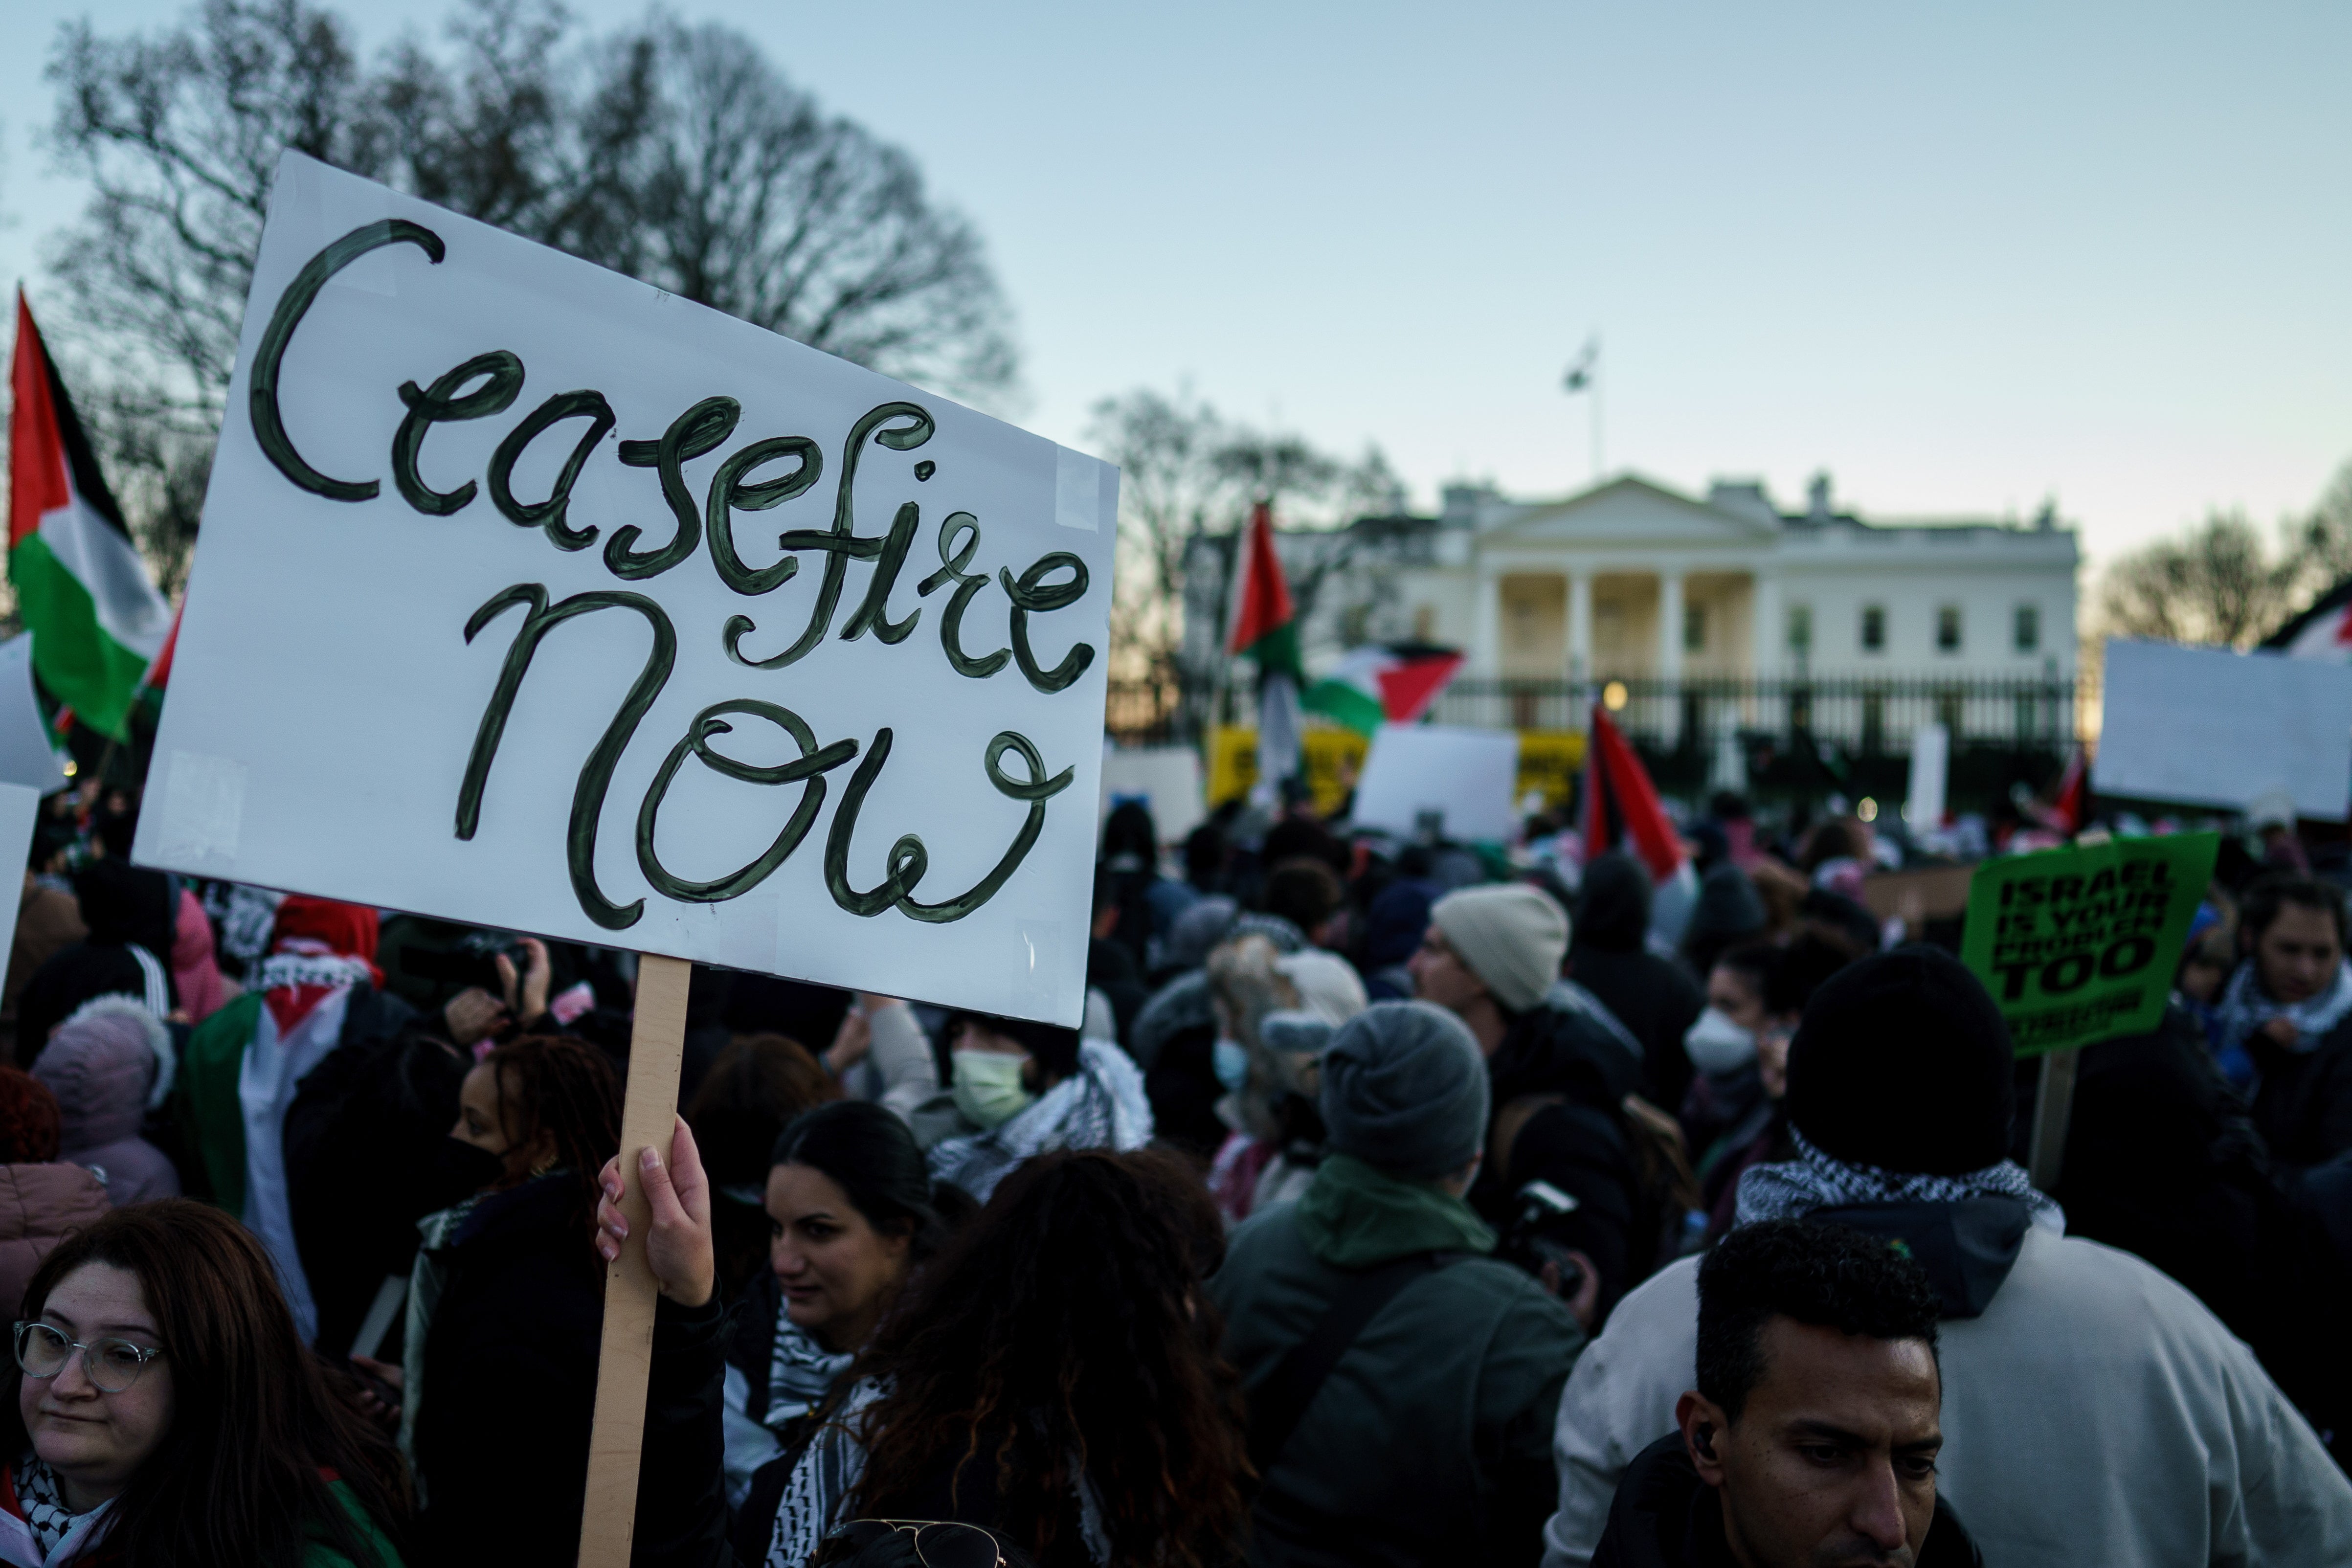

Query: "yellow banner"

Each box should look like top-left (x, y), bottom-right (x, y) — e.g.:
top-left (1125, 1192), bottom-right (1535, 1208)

top-left (1206, 727), bottom-right (1588, 819)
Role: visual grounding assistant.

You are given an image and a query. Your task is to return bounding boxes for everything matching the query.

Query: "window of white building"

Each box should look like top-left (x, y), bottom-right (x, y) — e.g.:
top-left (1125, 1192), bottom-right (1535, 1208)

top-left (2014, 604), bottom-right (2039, 653)
top-left (1936, 605), bottom-right (1963, 652)
top-left (1788, 604), bottom-right (1812, 653)
top-left (1684, 602), bottom-right (1707, 653)
top-left (1860, 605), bottom-right (1885, 652)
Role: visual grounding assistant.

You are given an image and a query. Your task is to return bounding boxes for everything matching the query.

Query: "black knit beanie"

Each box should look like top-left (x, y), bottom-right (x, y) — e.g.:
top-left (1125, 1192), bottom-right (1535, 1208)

top-left (1784, 944), bottom-right (2016, 1176)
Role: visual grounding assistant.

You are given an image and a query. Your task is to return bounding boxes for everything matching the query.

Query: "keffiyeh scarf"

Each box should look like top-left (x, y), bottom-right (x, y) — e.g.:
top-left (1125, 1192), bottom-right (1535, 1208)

top-left (14, 1452), bottom-right (105, 1558)
top-left (764, 1311), bottom-right (855, 1432)
top-left (2214, 959), bottom-right (2352, 1056)
top-left (1735, 1127), bottom-right (2065, 1235)
top-left (766, 1378), bottom-right (879, 1568)
top-left (928, 1038), bottom-right (1153, 1202)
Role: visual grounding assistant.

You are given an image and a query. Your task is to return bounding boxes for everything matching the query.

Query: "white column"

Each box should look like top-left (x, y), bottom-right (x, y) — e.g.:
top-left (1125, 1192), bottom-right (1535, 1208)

top-left (1658, 570), bottom-right (1685, 746)
top-left (1748, 571), bottom-right (1780, 733)
top-left (1472, 568), bottom-right (1501, 679)
top-left (1567, 570), bottom-right (1593, 687)
top-left (1748, 573), bottom-right (1777, 678)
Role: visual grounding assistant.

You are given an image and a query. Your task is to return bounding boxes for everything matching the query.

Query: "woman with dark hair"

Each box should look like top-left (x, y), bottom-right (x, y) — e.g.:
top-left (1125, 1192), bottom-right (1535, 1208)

top-left (605, 1134), bottom-right (1246, 1568)
top-left (406, 1034), bottom-right (620, 1568)
top-left (716, 1100), bottom-right (954, 1527)
top-left (0, 1199), bottom-right (406, 1566)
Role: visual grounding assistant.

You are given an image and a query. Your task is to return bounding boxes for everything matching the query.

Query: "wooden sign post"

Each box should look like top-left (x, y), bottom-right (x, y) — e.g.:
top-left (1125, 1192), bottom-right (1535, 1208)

top-left (130, 153), bottom-right (1116, 1561)
top-left (576, 953), bottom-right (692, 1566)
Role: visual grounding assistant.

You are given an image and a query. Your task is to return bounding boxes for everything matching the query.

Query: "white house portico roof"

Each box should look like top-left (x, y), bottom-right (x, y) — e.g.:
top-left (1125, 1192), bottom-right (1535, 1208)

top-left (1475, 474), bottom-right (1782, 551)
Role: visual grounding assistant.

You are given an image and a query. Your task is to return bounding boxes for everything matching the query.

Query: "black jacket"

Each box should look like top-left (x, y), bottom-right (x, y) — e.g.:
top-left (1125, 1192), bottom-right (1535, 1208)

top-left (1569, 856), bottom-right (1704, 1111)
top-left (2247, 1011), bottom-right (2352, 1174)
top-left (414, 1174), bottom-right (605, 1568)
top-left (633, 1295), bottom-right (778, 1568)
top-left (1592, 1434), bottom-right (1982, 1568)
top-left (282, 990), bottom-right (458, 1357)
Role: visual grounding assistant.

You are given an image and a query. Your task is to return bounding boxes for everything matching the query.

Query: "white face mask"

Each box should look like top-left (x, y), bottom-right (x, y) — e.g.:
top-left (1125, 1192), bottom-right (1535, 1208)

top-left (1684, 1006), bottom-right (1758, 1075)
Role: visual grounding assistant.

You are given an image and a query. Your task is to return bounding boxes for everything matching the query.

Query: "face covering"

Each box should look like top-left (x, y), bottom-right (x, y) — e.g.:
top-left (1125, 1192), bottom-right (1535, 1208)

top-left (1684, 1007), bottom-right (1758, 1075)
top-left (951, 1051), bottom-right (1035, 1130)
top-left (422, 1137), bottom-right (509, 1210)
top-left (1212, 1037), bottom-right (1251, 1092)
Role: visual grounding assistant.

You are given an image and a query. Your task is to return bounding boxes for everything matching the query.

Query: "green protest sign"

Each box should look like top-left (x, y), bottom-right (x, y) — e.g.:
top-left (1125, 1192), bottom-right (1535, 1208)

top-left (1959, 833), bottom-right (2219, 1058)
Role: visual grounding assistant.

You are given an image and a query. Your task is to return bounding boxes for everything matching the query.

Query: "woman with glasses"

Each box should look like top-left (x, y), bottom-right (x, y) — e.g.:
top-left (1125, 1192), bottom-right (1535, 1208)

top-left (406, 1033), bottom-right (619, 1568)
top-left (0, 1200), bottom-right (406, 1567)
top-left (603, 1127), bottom-right (1245, 1568)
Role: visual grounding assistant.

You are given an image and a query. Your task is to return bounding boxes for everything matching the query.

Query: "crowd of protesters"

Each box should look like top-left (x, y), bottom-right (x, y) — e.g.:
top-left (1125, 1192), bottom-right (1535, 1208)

top-left (0, 766), bottom-right (2350, 1566)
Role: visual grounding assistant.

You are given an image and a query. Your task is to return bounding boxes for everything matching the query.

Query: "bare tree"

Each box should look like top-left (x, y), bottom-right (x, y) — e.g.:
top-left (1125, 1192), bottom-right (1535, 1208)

top-left (1086, 385), bottom-right (1398, 733)
top-left (2284, 457), bottom-right (2352, 601)
top-left (40, 0), bottom-right (1021, 457)
top-left (2095, 509), bottom-right (2299, 649)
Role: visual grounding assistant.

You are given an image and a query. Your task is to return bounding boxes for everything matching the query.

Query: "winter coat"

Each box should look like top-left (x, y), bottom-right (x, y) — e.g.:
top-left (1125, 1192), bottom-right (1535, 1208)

top-left (629, 1293), bottom-right (780, 1568)
top-left (0, 1164), bottom-right (110, 1318)
top-left (1568, 859), bottom-right (1704, 1111)
top-left (283, 1019), bottom-right (467, 1358)
top-left (1210, 1154), bottom-right (1586, 1568)
top-left (1, 884), bottom-right (83, 1042)
top-left (1540, 1211), bottom-right (2352, 1568)
top-left (1590, 1434), bottom-right (1981, 1568)
top-left (412, 1175), bottom-right (603, 1568)
top-left (30, 999), bottom-right (179, 1206)
top-left (2247, 1008), bottom-right (2352, 1174)
top-left (2055, 1005), bottom-right (2351, 1451)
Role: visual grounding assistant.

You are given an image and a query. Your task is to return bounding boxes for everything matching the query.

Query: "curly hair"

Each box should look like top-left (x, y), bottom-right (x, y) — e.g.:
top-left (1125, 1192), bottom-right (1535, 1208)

top-left (481, 1033), bottom-right (622, 1224)
top-left (0, 1201), bottom-right (408, 1568)
top-left (1697, 1218), bottom-right (1941, 1425)
top-left (847, 1148), bottom-right (1247, 1567)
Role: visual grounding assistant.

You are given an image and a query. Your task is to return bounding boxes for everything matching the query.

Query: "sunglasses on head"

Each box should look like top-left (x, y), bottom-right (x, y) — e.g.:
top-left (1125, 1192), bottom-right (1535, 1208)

top-left (829, 1518), bottom-right (1006, 1568)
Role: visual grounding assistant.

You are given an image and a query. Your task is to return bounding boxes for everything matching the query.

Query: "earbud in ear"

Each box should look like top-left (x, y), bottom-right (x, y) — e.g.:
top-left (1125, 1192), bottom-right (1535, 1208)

top-left (1694, 1424), bottom-right (1717, 1459)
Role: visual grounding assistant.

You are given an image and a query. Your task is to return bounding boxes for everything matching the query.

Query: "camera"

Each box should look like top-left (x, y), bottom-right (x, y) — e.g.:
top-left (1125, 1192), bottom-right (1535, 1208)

top-left (1498, 1178), bottom-right (1585, 1299)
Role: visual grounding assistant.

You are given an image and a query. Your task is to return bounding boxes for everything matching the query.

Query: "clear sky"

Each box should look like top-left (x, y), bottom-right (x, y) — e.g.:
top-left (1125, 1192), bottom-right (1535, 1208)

top-left (5, 1), bottom-right (2349, 574)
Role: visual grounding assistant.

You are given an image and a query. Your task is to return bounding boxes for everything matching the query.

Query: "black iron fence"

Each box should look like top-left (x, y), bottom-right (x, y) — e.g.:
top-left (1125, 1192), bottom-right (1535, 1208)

top-left (1429, 675), bottom-right (2074, 753)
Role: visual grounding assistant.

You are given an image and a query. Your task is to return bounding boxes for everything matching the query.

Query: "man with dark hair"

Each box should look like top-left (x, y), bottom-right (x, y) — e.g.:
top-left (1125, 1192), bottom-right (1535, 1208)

top-left (1594, 1220), bottom-right (1978, 1566)
top-left (1544, 946), bottom-right (2352, 1566)
top-left (2216, 874), bottom-right (2352, 1171)
top-left (1260, 857), bottom-right (1345, 949)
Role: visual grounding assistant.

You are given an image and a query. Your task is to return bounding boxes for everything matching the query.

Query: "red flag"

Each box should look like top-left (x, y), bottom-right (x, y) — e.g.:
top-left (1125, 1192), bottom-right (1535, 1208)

top-left (1226, 501), bottom-right (1298, 669)
top-left (135, 602), bottom-right (182, 694)
top-left (1581, 705), bottom-right (1685, 882)
top-left (2047, 751), bottom-right (2087, 835)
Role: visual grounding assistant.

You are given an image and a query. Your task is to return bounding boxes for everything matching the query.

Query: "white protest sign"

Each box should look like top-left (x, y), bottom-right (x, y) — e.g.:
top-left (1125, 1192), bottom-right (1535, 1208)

top-left (1351, 724), bottom-right (1521, 842)
top-left (2094, 638), bottom-right (2352, 822)
top-left (1099, 745), bottom-right (1205, 844)
top-left (1906, 722), bottom-right (1948, 829)
top-left (0, 638), bottom-right (67, 793)
top-left (135, 153), bottom-right (1117, 1025)
top-left (0, 784), bottom-right (39, 938)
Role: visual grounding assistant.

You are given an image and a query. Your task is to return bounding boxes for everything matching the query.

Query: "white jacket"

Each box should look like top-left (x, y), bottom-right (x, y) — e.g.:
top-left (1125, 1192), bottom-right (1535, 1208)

top-left (1543, 1225), bottom-right (2352, 1567)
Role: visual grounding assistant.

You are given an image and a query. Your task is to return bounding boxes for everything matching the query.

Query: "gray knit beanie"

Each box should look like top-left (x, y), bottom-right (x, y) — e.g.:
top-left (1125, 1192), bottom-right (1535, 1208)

top-left (1320, 1001), bottom-right (1491, 1180)
top-left (1430, 883), bottom-right (1569, 1013)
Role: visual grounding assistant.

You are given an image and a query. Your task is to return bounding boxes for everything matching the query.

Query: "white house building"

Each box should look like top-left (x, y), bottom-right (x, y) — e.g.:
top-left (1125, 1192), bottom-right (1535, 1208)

top-left (1210, 471), bottom-right (2080, 755)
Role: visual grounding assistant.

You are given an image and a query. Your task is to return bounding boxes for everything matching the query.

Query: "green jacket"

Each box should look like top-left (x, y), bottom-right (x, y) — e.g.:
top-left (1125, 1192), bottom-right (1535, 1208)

top-left (1209, 1155), bottom-right (1585, 1568)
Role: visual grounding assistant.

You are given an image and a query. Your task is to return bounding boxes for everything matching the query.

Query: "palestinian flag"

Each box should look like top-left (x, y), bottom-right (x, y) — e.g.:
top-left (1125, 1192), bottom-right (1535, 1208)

top-left (1581, 703), bottom-right (1685, 882)
top-left (1228, 501), bottom-right (1303, 787)
top-left (2262, 577), bottom-right (2352, 661)
top-left (1304, 643), bottom-right (1466, 736)
top-left (7, 291), bottom-right (173, 740)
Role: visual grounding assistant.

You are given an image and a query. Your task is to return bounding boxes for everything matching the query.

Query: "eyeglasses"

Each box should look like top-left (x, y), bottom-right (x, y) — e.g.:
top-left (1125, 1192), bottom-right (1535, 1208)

top-left (13, 1322), bottom-right (165, 1393)
top-left (831, 1519), bottom-right (1005, 1568)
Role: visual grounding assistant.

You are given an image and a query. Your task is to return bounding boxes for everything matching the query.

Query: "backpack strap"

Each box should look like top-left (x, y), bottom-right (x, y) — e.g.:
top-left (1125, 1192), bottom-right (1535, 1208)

top-left (1247, 1251), bottom-right (1465, 1475)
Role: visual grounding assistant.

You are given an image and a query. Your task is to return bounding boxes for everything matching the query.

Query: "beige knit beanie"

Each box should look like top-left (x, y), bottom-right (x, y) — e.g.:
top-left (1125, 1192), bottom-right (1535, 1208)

top-left (1429, 884), bottom-right (1570, 1013)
